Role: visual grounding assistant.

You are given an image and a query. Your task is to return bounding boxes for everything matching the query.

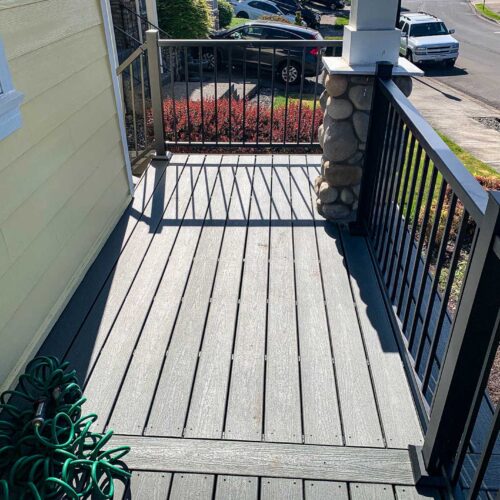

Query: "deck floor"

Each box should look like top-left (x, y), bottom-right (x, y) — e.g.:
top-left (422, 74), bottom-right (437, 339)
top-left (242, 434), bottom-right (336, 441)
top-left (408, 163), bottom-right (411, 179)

top-left (39, 154), bottom-right (441, 499)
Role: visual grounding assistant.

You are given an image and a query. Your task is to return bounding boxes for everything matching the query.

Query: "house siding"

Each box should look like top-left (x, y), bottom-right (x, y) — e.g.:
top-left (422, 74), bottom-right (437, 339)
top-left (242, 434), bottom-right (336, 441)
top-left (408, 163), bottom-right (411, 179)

top-left (0, 0), bottom-right (131, 390)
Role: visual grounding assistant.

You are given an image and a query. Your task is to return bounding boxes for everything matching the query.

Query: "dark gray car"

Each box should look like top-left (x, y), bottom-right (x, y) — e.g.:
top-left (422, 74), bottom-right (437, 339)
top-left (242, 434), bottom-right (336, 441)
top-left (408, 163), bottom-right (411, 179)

top-left (209, 21), bottom-right (324, 84)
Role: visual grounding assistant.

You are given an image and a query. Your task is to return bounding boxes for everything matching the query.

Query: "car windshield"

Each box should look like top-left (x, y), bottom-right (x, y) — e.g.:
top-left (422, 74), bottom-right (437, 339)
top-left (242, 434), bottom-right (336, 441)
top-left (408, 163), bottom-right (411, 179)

top-left (410, 22), bottom-right (449, 37)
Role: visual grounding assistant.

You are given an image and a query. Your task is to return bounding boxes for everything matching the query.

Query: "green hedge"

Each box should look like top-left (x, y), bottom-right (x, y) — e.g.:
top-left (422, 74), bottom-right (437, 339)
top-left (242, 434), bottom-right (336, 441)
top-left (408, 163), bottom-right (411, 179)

top-left (157, 0), bottom-right (213, 38)
top-left (218, 0), bottom-right (234, 28)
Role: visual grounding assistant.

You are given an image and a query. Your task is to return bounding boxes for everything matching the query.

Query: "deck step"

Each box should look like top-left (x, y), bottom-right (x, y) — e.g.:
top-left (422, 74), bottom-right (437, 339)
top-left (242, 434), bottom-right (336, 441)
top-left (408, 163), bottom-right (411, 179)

top-left (111, 435), bottom-right (416, 485)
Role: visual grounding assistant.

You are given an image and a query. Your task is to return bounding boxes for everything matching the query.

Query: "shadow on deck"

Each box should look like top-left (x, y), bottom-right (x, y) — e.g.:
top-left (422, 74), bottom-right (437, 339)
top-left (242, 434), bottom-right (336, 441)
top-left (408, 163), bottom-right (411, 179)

top-left (38, 154), bottom-right (443, 499)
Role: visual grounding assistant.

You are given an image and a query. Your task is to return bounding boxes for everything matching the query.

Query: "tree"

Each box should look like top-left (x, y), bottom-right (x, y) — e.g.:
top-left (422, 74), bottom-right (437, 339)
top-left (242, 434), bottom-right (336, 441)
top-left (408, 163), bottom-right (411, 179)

top-left (218, 0), bottom-right (234, 29)
top-left (157, 0), bottom-right (213, 38)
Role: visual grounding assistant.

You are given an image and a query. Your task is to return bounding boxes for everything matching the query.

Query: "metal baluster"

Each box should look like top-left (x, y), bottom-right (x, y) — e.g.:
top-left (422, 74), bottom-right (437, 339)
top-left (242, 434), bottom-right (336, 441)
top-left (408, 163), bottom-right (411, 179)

top-left (243, 47), bottom-right (247, 143)
top-left (310, 50), bottom-right (321, 145)
top-left (376, 119), bottom-right (406, 260)
top-left (468, 404), bottom-right (500, 499)
top-left (401, 164), bottom-right (439, 333)
top-left (256, 46), bottom-right (261, 145)
top-left (372, 107), bottom-right (398, 244)
top-left (169, 47), bottom-right (178, 144)
top-left (297, 47), bottom-right (306, 145)
top-left (270, 47), bottom-right (276, 145)
top-left (396, 153), bottom-right (430, 315)
top-left (228, 46), bottom-right (232, 144)
top-left (381, 126), bottom-right (411, 277)
top-left (386, 134), bottom-right (416, 292)
top-left (184, 47), bottom-right (191, 144)
top-left (130, 62), bottom-right (139, 158)
top-left (420, 206), bottom-right (468, 391)
top-left (391, 143), bottom-right (423, 302)
top-left (407, 181), bottom-right (450, 353)
top-left (214, 46), bottom-right (218, 144)
top-left (139, 53), bottom-right (147, 150)
top-left (199, 46), bottom-right (205, 144)
top-left (283, 49), bottom-right (291, 145)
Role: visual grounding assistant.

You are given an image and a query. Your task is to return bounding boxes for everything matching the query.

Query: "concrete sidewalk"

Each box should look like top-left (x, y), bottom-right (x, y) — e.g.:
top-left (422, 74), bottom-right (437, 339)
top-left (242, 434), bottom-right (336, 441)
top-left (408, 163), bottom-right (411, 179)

top-left (409, 77), bottom-right (500, 171)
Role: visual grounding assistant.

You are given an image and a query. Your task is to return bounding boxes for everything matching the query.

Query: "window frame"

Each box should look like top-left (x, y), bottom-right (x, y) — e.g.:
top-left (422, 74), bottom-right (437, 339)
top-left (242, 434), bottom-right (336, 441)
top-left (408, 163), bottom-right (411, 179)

top-left (0, 37), bottom-right (24, 141)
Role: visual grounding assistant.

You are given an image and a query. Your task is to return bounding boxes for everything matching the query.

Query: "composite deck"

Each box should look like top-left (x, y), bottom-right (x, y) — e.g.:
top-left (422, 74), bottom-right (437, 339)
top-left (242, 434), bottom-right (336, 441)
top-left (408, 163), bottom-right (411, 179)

top-left (39, 154), bottom-right (442, 499)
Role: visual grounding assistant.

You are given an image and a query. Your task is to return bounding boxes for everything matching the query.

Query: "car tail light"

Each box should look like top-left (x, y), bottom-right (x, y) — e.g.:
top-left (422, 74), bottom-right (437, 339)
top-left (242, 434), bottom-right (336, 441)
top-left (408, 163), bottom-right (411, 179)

top-left (309, 47), bottom-right (319, 55)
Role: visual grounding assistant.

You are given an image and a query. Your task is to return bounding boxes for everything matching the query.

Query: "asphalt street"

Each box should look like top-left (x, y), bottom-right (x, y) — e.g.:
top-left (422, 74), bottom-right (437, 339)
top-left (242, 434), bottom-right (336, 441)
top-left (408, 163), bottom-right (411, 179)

top-left (402, 0), bottom-right (500, 110)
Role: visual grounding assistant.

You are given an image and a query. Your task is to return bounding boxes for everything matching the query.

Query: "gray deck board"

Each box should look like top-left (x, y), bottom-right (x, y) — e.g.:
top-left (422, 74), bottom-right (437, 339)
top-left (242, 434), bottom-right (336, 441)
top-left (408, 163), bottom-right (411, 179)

top-left (115, 471), bottom-right (172, 499)
top-left (38, 160), bottom-right (171, 360)
top-left (306, 159), bottom-right (384, 448)
top-left (304, 480), bottom-right (349, 499)
top-left (261, 478), bottom-right (303, 500)
top-left (184, 157), bottom-right (254, 439)
top-left (265, 156), bottom-right (302, 443)
top-left (84, 157), bottom-right (218, 432)
top-left (224, 157), bottom-right (271, 441)
top-left (111, 435), bottom-right (415, 484)
top-left (107, 157), bottom-right (221, 434)
top-left (145, 156), bottom-right (235, 436)
top-left (215, 476), bottom-right (259, 500)
top-left (350, 483), bottom-right (395, 499)
top-left (36, 154), bottom-right (434, 498)
top-left (395, 486), bottom-right (442, 499)
top-left (340, 227), bottom-right (423, 448)
top-left (64, 156), bottom-right (196, 385)
top-left (169, 473), bottom-right (214, 500)
top-left (290, 157), bottom-right (342, 446)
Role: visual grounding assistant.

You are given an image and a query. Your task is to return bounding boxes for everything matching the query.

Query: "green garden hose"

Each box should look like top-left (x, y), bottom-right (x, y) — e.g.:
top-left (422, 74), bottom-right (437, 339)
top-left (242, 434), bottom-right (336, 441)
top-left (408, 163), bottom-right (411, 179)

top-left (0, 356), bottom-right (130, 499)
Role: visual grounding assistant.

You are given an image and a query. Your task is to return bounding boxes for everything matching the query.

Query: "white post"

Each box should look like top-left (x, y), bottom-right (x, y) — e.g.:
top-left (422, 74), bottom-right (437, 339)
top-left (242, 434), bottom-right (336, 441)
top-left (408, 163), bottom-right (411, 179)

top-left (145, 0), bottom-right (159, 27)
top-left (342, 0), bottom-right (401, 65)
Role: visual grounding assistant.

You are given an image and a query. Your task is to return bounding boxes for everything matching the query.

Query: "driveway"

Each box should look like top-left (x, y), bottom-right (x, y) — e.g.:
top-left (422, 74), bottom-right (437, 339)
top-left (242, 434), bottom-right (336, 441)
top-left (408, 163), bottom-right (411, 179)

top-left (402, 0), bottom-right (500, 110)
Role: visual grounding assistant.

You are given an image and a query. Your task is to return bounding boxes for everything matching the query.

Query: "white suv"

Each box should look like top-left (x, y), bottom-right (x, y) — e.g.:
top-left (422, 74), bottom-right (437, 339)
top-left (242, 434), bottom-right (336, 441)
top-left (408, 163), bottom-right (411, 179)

top-left (399, 12), bottom-right (459, 67)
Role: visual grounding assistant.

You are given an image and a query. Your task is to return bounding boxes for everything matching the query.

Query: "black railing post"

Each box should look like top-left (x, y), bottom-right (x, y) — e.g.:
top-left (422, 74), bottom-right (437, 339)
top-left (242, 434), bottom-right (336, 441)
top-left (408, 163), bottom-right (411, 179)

top-left (410, 191), bottom-right (500, 483)
top-left (350, 61), bottom-right (393, 235)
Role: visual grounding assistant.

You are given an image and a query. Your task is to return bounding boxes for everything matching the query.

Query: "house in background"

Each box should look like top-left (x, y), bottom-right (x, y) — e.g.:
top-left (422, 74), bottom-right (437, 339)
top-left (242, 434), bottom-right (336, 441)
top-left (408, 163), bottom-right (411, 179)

top-left (0, 0), bottom-right (132, 392)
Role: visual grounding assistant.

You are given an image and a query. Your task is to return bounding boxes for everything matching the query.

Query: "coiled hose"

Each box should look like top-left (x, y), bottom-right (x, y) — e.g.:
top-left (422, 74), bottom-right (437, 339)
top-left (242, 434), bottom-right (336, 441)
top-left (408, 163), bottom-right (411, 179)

top-left (0, 356), bottom-right (130, 499)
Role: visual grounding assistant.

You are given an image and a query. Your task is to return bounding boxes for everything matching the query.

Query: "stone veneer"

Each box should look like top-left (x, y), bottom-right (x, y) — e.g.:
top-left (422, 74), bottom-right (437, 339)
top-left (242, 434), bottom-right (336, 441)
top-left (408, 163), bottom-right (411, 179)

top-left (315, 73), bottom-right (413, 222)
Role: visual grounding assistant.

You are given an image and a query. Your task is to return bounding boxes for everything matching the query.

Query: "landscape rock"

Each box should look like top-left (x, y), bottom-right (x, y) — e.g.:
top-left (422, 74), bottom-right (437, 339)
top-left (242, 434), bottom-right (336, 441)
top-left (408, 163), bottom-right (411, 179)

top-left (340, 187), bottom-right (355, 205)
top-left (326, 97), bottom-right (353, 120)
top-left (352, 184), bottom-right (361, 197)
top-left (323, 163), bottom-right (363, 187)
top-left (353, 111), bottom-right (370, 142)
top-left (351, 75), bottom-right (374, 85)
top-left (322, 121), bottom-right (358, 162)
top-left (318, 182), bottom-right (339, 204)
top-left (347, 151), bottom-right (364, 165)
top-left (324, 74), bottom-right (348, 97)
top-left (349, 85), bottom-right (373, 111)
top-left (321, 202), bottom-right (351, 219)
top-left (318, 124), bottom-right (325, 148)
top-left (319, 90), bottom-right (328, 112)
top-left (314, 175), bottom-right (323, 194)
top-left (352, 200), bottom-right (359, 211)
top-left (394, 76), bottom-right (413, 97)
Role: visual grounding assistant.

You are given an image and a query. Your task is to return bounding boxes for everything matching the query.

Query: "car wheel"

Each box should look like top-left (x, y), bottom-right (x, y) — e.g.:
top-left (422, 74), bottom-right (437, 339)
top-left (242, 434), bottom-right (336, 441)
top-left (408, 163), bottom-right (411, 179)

top-left (279, 61), bottom-right (300, 85)
top-left (236, 11), bottom-right (249, 18)
top-left (203, 50), bottom-right (223, 71)
top-left (407, 50), bottom-right (415, 63)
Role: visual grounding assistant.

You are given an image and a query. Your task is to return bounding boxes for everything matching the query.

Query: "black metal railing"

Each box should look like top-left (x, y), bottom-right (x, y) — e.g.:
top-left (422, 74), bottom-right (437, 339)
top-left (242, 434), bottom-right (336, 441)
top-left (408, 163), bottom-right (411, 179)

top-left (359, 64), bottom-right (500, 498)
top-left (145, 31), bottom-right (341, 152)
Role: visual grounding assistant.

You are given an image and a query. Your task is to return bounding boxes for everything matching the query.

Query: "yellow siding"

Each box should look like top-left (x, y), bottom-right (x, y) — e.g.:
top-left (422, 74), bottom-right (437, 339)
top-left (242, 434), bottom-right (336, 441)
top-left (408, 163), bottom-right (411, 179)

top-left (0, 0), bottom-right (131, 390)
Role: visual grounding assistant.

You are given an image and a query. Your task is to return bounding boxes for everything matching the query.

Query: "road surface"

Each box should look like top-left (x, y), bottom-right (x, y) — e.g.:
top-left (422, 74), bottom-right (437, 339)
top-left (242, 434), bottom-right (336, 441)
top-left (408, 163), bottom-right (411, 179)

top-left (402, 0), bottom-right (500, 110)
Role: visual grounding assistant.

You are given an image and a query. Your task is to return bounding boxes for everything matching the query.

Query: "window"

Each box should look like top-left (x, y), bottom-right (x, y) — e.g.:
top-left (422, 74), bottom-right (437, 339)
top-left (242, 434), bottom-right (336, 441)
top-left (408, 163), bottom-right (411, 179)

top-left (401, 22), bottom-right (409, 35)
top-left (410, 22), bottom-right (449, 37)
top-left (0, 37), bottom-right (23, 141)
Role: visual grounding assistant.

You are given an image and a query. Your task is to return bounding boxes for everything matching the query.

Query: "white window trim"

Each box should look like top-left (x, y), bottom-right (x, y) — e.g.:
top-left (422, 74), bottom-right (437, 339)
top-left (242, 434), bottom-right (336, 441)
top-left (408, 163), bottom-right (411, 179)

top-left (0, 38), bottom-right (24, 141)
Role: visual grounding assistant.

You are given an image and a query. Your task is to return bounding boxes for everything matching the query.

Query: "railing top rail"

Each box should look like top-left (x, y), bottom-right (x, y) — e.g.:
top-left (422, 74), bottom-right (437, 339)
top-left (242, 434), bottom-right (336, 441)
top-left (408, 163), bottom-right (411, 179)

top-left (116, 43), bottom-right (148, 76)
top-left (157, 38), bottom-right (342, 48)
top-left (378, 78), bottom-right (488, 223)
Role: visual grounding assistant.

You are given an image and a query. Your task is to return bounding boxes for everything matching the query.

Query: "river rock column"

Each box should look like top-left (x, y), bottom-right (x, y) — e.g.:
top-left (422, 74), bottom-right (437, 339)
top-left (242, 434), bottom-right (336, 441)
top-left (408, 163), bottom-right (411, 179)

top-left (314, 73), bottom-right (413, 222)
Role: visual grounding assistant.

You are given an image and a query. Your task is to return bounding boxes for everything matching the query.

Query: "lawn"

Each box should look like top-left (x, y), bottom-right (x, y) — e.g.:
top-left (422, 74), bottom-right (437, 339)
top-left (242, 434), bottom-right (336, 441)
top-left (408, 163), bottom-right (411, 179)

top-left (474, 2), bottom-right (500, 21)
top-left (273, 93), bottom-right (315, 109)
top-left (228, 17), bottom-right (248, 29)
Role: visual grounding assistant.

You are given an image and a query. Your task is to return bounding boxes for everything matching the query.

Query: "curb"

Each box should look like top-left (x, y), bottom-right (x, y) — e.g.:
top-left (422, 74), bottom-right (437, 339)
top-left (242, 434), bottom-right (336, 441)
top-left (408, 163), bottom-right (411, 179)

top-left (467, 0), bottom-right (500, 25)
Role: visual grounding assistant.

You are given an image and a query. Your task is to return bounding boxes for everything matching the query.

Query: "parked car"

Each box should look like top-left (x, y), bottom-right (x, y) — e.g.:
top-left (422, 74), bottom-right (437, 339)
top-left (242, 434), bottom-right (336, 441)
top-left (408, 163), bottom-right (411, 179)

top-left (273, 0), bottom-right (322, 30)
top-left (231, 0), bottom-right (297, 23)
top-left (399, 12), bottom-right (459, 67)
top-left (303, 0), bottom-right (344, 10)
top-left (209, 21), bottom-right (325, 84)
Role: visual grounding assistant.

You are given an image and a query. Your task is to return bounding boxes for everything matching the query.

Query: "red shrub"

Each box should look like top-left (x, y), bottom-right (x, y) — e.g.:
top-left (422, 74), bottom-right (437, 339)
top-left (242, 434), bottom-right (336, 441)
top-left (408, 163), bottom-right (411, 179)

top-left (161, 97), bottom-right (323, 144)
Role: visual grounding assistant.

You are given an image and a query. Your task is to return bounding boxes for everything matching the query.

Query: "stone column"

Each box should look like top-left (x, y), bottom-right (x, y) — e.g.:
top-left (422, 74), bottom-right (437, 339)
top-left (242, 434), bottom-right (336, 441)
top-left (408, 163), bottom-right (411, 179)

top-left (314, 0), bottom-right (422, 222)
